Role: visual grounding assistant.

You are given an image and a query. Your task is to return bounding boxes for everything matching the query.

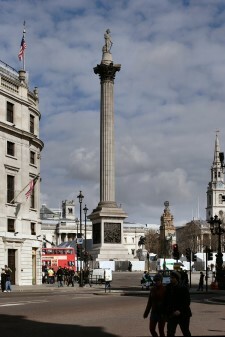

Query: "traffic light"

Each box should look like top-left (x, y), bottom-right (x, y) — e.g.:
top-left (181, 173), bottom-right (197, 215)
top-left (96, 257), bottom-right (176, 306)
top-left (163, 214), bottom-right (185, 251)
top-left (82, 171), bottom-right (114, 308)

top-left (185, 248), bottom-right (191, 262)
top-left (207, 248), bottom-right (213, 261)
top-left (77, 244), bottom-right (82, 258)
top-left (192, 252), bottom-right (197, 261)
top-left (172, 244), bottom-right (180, 260)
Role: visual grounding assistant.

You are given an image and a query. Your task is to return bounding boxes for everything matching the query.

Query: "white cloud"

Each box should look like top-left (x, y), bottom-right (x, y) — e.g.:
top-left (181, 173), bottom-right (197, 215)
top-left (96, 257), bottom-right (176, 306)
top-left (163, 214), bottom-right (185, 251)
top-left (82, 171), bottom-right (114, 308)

top-left (1, 0), bottom-right (225, 225)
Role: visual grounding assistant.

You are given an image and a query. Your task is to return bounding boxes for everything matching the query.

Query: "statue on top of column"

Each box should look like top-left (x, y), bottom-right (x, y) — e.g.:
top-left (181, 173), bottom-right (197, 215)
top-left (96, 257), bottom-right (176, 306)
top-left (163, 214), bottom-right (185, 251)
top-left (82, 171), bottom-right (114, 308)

top-left (103, 29), bottom-right (113, 53)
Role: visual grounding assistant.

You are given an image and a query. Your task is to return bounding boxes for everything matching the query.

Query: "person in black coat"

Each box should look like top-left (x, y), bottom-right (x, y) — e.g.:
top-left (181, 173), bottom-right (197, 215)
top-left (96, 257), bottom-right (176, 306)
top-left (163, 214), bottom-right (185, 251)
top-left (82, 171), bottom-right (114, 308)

top-left (197, 271), bottom-right (204, 291)
top-left (163, 271), bottom-right (192, 336)
top-left (56, 266), bottom-right (64, 287)
top-left (1, 268), bottom-right (6, 292)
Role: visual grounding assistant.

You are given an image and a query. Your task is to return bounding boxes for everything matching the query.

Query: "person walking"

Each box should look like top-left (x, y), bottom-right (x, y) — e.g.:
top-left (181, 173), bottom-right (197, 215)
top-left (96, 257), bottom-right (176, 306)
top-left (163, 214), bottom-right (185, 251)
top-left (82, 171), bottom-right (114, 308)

top-left (163, 271), bottom-right (192, 336)
top-left (143, 273), bottom-right (166, 337)
top-left (67, 267), bottom-right (75, 287)
top-left (1, 268), bottom-right (6, 292)
top-left (47, 267), bottom-right (55, 284)
top-left (197, 272), bottom-right (204, 291)
top-left (5, 265), bottom-right (12, 292)
top-left (56, 266), bottom-right (64, 287)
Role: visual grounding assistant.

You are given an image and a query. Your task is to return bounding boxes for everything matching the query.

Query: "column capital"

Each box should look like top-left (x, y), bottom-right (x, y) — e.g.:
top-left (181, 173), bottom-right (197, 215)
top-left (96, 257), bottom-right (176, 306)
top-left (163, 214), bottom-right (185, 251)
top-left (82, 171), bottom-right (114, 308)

top-left (94, 62), bottom-right (121, 82)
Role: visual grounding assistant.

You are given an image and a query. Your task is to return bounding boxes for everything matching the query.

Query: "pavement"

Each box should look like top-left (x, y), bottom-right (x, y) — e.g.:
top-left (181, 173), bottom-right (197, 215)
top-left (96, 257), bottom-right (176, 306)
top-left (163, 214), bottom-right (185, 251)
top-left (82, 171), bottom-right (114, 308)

top-left (5, 283), bottom-right (225, 304)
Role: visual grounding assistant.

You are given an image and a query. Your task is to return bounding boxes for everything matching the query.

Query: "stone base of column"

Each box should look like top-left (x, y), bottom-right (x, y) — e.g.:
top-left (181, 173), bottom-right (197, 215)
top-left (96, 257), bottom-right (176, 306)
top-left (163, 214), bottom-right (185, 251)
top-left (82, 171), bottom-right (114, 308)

top-left (88, 204), bottom-right (130, 261)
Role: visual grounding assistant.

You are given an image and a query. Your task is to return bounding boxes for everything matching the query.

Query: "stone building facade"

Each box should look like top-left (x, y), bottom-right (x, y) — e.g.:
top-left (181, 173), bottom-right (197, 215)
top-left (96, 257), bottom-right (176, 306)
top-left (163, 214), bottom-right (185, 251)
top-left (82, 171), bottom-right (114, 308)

top-left (159, 201), bottom-right (176, 257)
top-left (0, 61), bottom-right (44, 285)
top-left (40, 201), bottom-right (158, 260)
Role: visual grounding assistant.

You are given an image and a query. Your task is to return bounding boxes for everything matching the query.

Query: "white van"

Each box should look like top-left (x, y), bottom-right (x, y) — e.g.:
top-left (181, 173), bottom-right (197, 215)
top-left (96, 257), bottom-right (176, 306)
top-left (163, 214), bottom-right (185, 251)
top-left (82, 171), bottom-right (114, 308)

top-left (89, 268), bottom-right (112, 283)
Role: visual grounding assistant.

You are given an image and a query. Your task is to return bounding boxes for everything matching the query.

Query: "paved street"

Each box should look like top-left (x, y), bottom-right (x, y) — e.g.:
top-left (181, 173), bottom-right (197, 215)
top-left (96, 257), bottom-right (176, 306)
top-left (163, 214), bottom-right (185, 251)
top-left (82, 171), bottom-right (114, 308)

top-left (0, 272), bottom-right (224, 337)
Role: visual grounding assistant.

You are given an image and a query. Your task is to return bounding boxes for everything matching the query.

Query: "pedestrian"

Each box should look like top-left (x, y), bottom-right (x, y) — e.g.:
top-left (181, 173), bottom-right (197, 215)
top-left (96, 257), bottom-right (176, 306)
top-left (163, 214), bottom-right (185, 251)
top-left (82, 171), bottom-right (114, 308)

top-left (141, 271), bottom-right (153, 290)
top-left (1, 268), bottom-right (6, 292)
top-left (128, 261), bottom-right (132, 272)
top-left (180, 270), bottom-right (189, 288)
top-left (67, 267), bottom-right (75, 287)
top-left (163, 271), bottom-right (192, 336)
top-left (56, 266), bottom-right (64, 287)
top-left (143, 273), bottom-right (166, 337)
top-left (197, 272), bottom-right (204, 291)
top-left (5, 265), bottom-right (12, 292)
top-left (47, 267), bottom-right (55, 284)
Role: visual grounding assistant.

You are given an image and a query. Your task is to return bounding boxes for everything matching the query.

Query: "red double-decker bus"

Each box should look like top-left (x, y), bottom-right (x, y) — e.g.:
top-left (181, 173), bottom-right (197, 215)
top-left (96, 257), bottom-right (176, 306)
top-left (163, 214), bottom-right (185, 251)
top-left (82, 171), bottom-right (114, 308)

top-left (42, 247), bottom-right (76, 272)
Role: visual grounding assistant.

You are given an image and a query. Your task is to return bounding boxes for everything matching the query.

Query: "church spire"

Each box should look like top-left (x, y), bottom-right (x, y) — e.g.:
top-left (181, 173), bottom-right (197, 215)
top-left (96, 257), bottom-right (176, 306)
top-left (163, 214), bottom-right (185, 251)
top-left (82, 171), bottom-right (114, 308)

top-left (212, 131), bottom-right (224, 183)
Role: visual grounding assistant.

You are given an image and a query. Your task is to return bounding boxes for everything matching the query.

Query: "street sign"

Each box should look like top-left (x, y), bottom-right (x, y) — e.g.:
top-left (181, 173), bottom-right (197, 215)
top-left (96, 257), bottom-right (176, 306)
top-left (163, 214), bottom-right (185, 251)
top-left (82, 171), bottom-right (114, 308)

top-left (77, 238), bottom-right (83, 244)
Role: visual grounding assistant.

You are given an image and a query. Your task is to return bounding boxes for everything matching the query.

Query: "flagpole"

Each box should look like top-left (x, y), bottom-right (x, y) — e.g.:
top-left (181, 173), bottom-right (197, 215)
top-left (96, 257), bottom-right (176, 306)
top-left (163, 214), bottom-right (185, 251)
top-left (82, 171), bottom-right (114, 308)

top-left (23, 21), bottom-right (26, 71)
top-left (10, 174), bottom-right (40, 204)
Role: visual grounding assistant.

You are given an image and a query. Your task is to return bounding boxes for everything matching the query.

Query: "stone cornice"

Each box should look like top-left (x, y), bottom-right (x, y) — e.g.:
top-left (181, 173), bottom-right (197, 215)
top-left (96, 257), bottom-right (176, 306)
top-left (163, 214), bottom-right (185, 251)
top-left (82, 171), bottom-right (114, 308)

top-left (0, 122), bottom-right (44, 149)
top-left (94, 62), bottom-right (121, 82)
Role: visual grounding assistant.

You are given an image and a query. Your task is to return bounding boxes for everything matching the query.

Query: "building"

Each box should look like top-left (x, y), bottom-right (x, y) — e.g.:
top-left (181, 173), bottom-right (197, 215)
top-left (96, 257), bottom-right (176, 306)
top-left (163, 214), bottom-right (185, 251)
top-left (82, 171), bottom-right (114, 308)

top-left (206, 132), bottom-right (225, 221)
top-left (176, 134), bottom-right (225, 253)
top-left (40, 201), bottom-right (159, 260)
top-left (159, 201), bottom-right (176, 257)
top-left (0, 60), bottom-right (44, 285)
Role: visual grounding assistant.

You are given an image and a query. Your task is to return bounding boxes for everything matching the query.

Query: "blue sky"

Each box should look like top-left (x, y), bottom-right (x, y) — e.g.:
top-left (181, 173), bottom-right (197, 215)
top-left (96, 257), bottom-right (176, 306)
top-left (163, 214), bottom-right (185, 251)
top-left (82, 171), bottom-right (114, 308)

top-left (1, 0), bottom-right (225, 226)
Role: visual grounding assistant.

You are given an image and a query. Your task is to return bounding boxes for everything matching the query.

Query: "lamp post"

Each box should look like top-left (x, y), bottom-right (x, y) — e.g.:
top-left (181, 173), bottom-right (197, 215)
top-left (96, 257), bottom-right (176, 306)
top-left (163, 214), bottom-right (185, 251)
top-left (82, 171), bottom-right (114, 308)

top-left (75, 217), bottom-right (79, 275)
top-left (208, 215), bottom-right (225, 289)
top-left (77, 190), bottom-right (84, 287)
top-left (83, 204), bottom-right (88, 269)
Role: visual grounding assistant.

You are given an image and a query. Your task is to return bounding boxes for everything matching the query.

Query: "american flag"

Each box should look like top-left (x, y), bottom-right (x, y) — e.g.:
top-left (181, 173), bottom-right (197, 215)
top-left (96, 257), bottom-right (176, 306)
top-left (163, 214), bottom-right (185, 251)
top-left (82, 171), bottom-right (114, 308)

top-left (25, 176), bottom-right (38, 199)
top-left (18, 36), bottom-right (27, 61)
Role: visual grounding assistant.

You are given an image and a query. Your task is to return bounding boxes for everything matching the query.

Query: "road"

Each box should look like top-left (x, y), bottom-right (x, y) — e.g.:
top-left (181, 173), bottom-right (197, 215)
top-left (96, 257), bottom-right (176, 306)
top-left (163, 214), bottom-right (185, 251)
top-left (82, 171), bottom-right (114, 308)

top-left (0, 271), bottom-right (224, 337)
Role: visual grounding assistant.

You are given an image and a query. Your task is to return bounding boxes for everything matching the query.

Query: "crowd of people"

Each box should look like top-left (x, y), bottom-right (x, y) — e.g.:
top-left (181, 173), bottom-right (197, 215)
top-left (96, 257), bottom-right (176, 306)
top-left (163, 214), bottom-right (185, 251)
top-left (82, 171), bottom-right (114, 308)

top-left (42, 266), bottom-right (90, 286)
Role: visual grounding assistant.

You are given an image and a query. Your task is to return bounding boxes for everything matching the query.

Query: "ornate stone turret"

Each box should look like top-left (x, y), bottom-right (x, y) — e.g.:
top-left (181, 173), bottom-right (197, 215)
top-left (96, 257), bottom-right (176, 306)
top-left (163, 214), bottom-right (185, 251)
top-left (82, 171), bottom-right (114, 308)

top-left (159, 201), bottom-right (176, 257)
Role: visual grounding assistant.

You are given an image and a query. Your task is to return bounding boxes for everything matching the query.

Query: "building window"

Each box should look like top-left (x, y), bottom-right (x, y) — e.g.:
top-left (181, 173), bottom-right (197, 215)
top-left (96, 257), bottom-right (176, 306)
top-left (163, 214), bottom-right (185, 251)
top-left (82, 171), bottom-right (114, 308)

top-left (208, 194), bottom-right (212, 206)
top-left (219, 194), bottom-right (223, 204)
top-left (7, 175), bottom-right (14, 203)
top-left (30, 190), bottom-right (35, 209)
top-left (7, 141), bottom-right (15, 156)
top-left (30, 115), bottom-right (34, 134)
top-left (131, 249), bottom-right (135, 255)
top-left (31, 222), bottom-right (36, 235)
top-left (8, 219), bottom-right (15, 232)
top-left (7, 102), bottom-right (14, 123)
top-left (30, 151), bottom-right (35, 164)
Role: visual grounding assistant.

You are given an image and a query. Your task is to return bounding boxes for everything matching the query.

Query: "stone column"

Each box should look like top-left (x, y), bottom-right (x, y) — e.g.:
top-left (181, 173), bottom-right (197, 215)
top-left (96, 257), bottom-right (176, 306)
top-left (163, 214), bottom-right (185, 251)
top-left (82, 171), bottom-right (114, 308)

top-left (94, 63), bottom-right (121, 208)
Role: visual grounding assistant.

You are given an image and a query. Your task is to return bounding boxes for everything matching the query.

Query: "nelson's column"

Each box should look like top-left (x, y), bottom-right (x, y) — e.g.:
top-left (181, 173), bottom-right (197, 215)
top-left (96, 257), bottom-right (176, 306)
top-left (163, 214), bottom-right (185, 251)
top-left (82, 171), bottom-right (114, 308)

top-left (89, 30), bottom-right (130, 261)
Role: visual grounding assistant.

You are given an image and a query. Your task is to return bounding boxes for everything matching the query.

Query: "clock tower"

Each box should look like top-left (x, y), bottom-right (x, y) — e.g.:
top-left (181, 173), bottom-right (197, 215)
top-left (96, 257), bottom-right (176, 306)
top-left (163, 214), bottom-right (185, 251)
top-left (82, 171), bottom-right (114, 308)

top-left (206, 132), bottom-right (225, 221)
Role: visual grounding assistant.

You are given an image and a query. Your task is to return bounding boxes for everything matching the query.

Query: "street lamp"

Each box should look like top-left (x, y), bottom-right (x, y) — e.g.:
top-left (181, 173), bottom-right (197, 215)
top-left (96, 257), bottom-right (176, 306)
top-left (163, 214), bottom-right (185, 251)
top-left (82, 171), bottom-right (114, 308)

top-left (208, 215), bottom-right (225, 289)
top-left (77, 191), bottom-right (84, 287)
top-left (83, 204), bottom-right (88, 269)
top-left (75, 217), bottom-right (79, 275)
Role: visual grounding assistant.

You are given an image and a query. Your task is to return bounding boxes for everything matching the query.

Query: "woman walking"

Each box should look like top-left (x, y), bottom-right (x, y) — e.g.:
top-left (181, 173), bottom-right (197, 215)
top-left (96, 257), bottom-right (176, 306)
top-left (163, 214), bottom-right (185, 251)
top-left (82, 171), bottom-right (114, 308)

top-left (143, 273), bottom-right (166, 336)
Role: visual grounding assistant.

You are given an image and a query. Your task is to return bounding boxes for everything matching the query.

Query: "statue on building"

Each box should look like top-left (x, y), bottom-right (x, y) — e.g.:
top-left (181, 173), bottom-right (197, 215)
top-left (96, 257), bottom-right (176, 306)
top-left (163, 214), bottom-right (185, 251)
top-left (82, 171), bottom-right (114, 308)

top-left (103, 29), bottom-right (113, 53)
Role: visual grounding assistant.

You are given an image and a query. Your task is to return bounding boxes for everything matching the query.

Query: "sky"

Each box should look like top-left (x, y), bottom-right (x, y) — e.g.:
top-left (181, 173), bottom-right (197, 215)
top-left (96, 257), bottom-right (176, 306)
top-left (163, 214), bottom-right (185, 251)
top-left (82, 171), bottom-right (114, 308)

top-left (1, 0), bottom-right (225, 226)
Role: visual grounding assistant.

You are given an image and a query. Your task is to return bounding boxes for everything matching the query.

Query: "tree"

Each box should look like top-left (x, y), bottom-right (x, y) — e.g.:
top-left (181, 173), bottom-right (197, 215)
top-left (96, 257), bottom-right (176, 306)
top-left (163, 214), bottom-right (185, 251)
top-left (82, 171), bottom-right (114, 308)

top-left (144, 229), bottom-right (160, 256)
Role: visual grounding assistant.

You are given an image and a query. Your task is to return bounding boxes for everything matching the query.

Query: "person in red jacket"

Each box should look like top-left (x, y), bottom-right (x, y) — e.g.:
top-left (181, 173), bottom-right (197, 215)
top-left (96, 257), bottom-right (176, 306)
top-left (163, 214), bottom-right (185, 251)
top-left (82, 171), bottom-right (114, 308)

top-left (143, 273), bottom-right (166, 336)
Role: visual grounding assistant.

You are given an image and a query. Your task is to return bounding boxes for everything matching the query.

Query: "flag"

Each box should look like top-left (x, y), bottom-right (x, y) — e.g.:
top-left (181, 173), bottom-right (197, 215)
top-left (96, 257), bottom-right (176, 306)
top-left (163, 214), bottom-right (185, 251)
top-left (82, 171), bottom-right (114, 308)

top-left (18, 35), bottom-right (27, 61)
top-left (25, 176), bottom-right (39, 199)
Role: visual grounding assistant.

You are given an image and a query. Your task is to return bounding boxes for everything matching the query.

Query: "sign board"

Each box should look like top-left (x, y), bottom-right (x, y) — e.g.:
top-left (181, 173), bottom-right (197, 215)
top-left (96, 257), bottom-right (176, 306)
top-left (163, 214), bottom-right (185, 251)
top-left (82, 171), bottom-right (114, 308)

top-left (77, 238), bottom-right (83, 244)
